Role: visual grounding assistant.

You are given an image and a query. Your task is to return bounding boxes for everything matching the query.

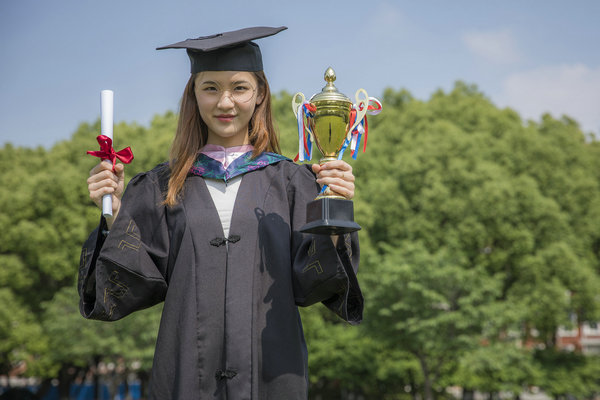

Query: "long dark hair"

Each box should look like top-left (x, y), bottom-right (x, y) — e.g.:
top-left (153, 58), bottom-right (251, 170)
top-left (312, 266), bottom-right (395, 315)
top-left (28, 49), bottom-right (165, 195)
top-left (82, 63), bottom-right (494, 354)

top-left (164, 71), bottom-right (280, 206)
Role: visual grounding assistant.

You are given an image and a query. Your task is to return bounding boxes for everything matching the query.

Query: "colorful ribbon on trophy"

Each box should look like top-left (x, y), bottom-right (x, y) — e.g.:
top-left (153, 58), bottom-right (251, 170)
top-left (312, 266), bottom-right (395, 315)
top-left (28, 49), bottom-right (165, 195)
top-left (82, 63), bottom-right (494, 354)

top-left (338, 97), bottom-right (383, 160)
top-left (294, 102), bottom-right (316, 162)
top-left (87, 135), bottom-right (134, 171)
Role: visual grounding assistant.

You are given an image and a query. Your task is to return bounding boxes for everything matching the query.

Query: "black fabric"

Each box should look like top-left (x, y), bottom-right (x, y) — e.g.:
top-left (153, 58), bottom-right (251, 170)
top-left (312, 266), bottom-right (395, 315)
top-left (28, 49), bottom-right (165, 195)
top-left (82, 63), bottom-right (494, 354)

top-left (78, 159), bottom-right (362, 399)
top-left (187, 43), bottom-right (263, 73)
top-left (156, 26), bottom-right (287, 73)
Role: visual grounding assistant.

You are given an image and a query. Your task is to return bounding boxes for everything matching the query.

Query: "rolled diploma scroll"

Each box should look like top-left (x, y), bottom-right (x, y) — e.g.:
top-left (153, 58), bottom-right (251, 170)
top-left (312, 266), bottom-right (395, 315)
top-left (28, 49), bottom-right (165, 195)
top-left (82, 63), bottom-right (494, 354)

top-left (100, 90), bottom-right (114, 218)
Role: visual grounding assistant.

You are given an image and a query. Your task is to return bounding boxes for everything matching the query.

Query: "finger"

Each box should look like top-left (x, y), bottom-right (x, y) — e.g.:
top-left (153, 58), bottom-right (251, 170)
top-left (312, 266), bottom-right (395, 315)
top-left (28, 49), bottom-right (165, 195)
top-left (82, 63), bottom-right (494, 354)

top-left (319, 160), bottom-right (352, 171)
top-left (317, 168), bottom-right (355, 182)
top-left (89, 186), bottom-right (118, 207)
top-left (317, 176), bottom-right (354, 193)
top-left (324, 183), bottom-right (354, 200)
top-left (87, 169), bottom-right (119, 185)
top-left (89, 160), bottom-right (114, 176)
top-left (318, 161), bottom-right (353, 179)
top-left (113, 162), bottom-right (125, 179)
top-left (89, 186), bottom-right (116, 199)
top-left (88, 177), bottom-right (119, 192)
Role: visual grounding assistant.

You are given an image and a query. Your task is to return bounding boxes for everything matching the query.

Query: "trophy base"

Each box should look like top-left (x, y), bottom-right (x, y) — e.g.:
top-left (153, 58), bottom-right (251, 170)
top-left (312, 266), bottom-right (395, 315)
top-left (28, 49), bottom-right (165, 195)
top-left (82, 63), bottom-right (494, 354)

top-left (300, 198), bottom-right (361, 235)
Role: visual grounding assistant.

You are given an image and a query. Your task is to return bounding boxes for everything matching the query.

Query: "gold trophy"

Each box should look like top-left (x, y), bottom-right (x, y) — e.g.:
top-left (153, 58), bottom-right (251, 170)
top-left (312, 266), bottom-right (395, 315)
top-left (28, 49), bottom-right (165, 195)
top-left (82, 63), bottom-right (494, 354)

top-left (292, 67), bottom-right (371, 235)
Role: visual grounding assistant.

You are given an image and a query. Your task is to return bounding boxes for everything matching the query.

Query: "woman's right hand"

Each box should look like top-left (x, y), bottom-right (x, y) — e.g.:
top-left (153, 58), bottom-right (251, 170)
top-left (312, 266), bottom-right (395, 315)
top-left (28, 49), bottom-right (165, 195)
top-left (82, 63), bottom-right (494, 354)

top-left (87, 161), bottom-right (125, 228)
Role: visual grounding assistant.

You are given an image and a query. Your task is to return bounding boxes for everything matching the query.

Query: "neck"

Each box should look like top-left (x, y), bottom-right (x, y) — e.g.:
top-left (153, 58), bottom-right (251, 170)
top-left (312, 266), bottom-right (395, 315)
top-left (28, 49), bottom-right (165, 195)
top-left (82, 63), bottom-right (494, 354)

top-left (206, 133), bottom-right (250, 148)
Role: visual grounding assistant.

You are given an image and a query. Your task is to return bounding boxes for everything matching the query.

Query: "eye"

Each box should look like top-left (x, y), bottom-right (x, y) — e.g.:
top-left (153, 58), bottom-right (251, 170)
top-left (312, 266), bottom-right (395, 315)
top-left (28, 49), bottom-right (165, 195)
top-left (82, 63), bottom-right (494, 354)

top-left (234, 85), bottom-right (251, 92)
top-left (202, 86), bottom-right (218, 92)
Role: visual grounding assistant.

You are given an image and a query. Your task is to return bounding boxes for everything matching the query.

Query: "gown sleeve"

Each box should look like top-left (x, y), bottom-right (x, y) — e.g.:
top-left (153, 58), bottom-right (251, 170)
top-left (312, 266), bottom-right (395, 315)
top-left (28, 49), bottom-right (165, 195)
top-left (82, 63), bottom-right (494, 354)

top-left (78, 168), bottom-right (170, 321)
top-left (288, 165), bottom-right (363, 325)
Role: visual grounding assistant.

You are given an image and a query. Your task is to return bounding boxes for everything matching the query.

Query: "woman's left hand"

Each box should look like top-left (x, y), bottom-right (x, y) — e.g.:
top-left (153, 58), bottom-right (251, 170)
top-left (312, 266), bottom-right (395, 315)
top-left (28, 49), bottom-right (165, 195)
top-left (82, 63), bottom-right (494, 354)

top-left (311, 160), bottom-right (355, 200)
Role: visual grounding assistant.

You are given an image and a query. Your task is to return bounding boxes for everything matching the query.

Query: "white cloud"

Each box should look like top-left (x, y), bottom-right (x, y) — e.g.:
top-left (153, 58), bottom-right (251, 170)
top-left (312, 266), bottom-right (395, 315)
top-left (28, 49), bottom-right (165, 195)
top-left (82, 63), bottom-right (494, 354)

top-left (497, 64), bottom-right (600, 134)
top-left (462, 29), bottom-right (521, 64)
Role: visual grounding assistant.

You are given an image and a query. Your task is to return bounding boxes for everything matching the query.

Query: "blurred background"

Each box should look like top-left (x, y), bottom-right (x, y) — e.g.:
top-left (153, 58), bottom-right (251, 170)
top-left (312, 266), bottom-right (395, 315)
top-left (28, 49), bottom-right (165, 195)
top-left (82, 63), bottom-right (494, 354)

top-left (2, 1), bottom-right (600, 399)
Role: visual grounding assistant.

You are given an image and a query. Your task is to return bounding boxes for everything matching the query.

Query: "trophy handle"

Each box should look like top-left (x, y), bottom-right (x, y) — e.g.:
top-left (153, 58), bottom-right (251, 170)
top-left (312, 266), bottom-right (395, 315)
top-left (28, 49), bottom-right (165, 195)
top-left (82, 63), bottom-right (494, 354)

top-left (292, 92), bottom-right (306, 116)
top-left (347, 88), bottom-right (369, 139)
top-left (292, 92), bottom-right (315, 144)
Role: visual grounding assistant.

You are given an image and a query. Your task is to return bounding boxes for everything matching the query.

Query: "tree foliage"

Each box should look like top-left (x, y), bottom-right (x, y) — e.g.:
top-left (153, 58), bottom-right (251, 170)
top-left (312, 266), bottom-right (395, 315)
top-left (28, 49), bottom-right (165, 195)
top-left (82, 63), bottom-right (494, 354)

top-left (1, 83), bottom-right (600, 399)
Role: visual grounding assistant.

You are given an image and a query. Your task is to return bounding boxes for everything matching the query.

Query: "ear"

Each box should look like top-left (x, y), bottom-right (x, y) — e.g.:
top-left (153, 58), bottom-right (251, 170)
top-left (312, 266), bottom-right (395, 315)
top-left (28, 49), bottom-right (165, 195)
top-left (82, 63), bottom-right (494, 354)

top-left (256, 87), bottom-right (265, 106)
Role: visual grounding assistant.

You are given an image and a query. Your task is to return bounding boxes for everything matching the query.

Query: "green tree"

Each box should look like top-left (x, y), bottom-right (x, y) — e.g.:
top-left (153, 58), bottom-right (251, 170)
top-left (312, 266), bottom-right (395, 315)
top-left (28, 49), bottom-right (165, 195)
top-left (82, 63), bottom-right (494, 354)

top-left (0, 112), bottom-right (177, 391)
top-left (534, 350), bottom-right (600, 399)
top-left (0, 288), bottom-right (48, 376)
top-left (453, 343), bottom-right (539, 398)
top-left (42, 286), bottom-right (162, 398)
top-left (354, 82), bottom-right (600, 398)
top-left (363, 242), bottom-right (503, 400)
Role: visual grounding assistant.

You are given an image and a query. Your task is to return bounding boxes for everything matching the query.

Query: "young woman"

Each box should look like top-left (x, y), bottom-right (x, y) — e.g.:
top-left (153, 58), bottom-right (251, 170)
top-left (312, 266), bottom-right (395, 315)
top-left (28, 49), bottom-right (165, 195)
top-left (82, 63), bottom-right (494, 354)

top-left (79, 26), bottom-right (363, 399)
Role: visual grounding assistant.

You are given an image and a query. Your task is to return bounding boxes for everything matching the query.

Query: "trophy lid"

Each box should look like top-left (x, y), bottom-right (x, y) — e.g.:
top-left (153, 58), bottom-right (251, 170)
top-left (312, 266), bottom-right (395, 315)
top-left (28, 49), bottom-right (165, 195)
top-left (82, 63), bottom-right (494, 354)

top-left (310, 67), bottom-right (352, 104)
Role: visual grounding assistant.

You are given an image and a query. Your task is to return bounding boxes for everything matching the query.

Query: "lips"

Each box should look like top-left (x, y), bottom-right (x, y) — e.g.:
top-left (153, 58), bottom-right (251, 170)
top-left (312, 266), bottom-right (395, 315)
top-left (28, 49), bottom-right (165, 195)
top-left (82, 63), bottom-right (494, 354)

top-left (216, 114), bottom-right (236, 122)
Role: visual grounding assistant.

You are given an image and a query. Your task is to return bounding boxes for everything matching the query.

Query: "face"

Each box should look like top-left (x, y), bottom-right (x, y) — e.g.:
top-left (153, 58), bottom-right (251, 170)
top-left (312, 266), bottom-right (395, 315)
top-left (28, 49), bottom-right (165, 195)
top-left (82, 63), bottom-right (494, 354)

top-left (194, 71), bottom-right (264, 147)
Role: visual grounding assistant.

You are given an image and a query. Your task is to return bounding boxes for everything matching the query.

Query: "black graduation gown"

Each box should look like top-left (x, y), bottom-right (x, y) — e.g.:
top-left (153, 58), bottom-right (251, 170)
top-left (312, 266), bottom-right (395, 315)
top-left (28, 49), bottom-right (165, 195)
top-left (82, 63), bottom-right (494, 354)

top-left (78, 159), bottom-right (363, 399)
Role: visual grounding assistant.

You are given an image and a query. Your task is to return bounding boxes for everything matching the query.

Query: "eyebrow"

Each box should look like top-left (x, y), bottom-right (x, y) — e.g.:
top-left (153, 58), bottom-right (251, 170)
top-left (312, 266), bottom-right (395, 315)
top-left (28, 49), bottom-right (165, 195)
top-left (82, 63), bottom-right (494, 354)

top-left (198, 80), bottom-right (252, 86)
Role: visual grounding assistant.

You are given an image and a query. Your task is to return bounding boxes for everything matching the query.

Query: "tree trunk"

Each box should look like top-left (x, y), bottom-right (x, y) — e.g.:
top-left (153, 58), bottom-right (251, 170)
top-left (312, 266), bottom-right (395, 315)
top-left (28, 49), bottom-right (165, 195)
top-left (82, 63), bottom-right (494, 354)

top-left (462, 388), bottom-right (474, 400)
top-left (138, 370), bottom-right (150, 400)
top-left (57, 364), bottom-right (80, 400)
top-left (35, 377), bottom-right (52, 399)
top-left (416, 353), bottom-right (434, 400)
top-left (93, 356), bottom-right (102, 400)
top-left (409, 369), bottom-right (418, 400)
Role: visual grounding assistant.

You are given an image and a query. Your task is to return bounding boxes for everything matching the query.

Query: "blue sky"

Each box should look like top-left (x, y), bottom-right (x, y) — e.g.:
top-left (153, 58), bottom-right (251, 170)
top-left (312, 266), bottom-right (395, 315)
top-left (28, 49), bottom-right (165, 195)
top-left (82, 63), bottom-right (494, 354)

top-left (2, 0), bottom-right (599, 148)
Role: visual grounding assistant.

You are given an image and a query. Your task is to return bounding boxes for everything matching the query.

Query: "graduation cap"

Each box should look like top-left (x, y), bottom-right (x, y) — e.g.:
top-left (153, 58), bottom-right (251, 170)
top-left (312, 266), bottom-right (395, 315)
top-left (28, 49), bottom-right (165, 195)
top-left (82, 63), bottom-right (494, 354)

top-left (157, 26), bottom-right (287, 73)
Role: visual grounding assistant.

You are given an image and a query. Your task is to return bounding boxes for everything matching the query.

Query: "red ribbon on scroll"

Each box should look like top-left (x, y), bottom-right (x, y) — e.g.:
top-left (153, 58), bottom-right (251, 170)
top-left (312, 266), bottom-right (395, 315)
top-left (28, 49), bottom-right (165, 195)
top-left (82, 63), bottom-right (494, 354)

top-left (87, 135), bottom-right (134, 171)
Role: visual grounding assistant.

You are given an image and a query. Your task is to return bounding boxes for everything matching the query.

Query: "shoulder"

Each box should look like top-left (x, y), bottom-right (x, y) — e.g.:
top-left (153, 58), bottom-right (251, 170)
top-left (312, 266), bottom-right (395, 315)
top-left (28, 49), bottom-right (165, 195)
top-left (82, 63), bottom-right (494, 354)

top-left (131, 161), bottom-right (170, 182)
top-left (126, 162), bottom-right (170, 193)
top-left (265, 157), bottom-right (313, 177)
top-left (119, 163), bottom-right (171, 215)
top-left (266, 159), bottom-right (320, 197)
top-left (287, 161), bottom-right (315, 185)
top-left (261, 158), bottom-right (314, 185)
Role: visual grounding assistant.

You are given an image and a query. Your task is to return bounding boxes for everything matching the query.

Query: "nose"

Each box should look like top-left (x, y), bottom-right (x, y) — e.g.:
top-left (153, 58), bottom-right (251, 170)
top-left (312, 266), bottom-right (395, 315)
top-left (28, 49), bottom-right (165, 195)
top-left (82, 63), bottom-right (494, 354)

top-left (217, 90), bottom-right (235, 109)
